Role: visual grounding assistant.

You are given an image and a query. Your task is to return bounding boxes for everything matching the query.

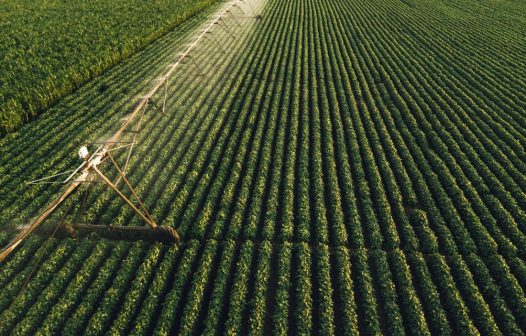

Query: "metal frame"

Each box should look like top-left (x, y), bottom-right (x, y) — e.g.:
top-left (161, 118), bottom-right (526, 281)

top-left (0, 0), bottom-right (261, 262)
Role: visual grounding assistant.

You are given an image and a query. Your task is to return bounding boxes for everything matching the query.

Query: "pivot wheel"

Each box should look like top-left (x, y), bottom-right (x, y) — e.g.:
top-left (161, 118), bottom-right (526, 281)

top-left (154, 226), bottom-right (180, 243)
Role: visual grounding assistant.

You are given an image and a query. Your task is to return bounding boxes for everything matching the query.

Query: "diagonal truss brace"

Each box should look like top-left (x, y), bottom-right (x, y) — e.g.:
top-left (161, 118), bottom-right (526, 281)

top-left (103, 153), bottom-right (157, 228)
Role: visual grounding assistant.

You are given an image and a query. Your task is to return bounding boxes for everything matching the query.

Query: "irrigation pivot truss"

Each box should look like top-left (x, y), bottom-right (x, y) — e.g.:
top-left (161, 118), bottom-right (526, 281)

top-left (0, 0), bottom-right (262, 262)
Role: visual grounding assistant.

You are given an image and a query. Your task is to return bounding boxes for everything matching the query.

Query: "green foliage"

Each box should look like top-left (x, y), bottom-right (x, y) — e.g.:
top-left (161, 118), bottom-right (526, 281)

top-left (0, 0), bottom-right (525, 334)
top-left (0, 0), bottom-right (218, 135)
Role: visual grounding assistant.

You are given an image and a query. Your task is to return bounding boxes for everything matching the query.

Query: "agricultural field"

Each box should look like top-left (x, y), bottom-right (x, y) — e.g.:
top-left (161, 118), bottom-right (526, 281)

top-left (0, 0), bottom-right (526, 335)
top-left (0, 0), bottom-right (216, 134)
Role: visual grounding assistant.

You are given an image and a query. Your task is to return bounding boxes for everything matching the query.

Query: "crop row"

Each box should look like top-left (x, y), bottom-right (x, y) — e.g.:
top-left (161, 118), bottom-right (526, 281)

top-left (0, 0), bottom-right (218, 134)
top-left (0, 237), bottom-right (524, 335)
top-left (2, 0), bottom-right (525, 264)
top-left (0, 0), bottom-right (525, 333)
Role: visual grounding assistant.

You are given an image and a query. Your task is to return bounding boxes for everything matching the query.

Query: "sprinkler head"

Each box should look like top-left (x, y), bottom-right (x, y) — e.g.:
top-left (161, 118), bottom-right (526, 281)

top-left (78, 146), bottom-right (89, 160)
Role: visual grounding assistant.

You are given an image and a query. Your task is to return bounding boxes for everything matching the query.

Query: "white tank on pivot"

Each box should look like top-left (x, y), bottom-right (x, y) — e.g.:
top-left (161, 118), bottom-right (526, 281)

top-left (78, 146), bottom-right (89, 160)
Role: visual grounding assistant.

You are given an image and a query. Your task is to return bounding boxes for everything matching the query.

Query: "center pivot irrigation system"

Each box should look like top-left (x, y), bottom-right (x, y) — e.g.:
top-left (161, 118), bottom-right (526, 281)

top-left (0, 0), bottom-right (261, 262)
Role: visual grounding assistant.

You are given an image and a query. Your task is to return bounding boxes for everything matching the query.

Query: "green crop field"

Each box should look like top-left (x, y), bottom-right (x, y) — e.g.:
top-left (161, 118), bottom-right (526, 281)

top-left (0, 0), bottom-right (525, 335)
top-left (0, 0), bottom-right (216, 135)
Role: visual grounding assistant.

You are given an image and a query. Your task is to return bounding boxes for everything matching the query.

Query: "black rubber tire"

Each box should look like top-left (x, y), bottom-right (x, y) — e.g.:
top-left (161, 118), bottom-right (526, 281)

top-left (156, 226), bottom-right (180, 243)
